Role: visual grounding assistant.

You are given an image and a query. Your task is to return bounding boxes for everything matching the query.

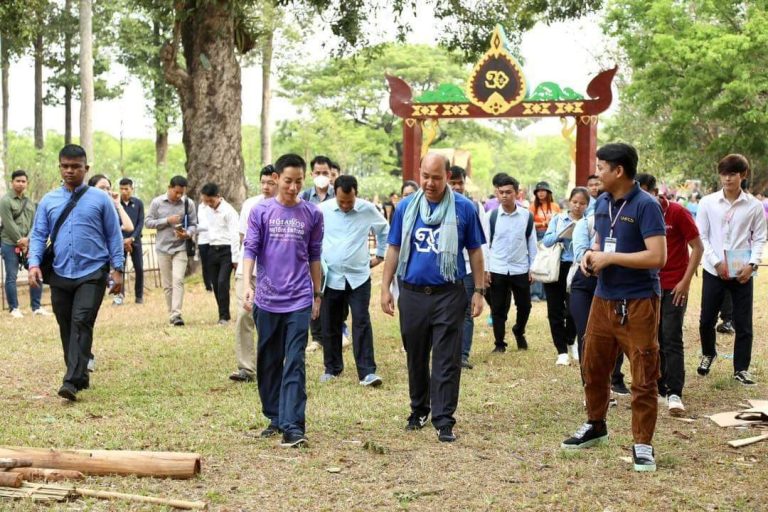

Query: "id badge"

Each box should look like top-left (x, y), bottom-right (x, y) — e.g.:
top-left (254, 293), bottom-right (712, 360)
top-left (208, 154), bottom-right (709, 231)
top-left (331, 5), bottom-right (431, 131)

top-left (604, 237), bottom-right (617, 254)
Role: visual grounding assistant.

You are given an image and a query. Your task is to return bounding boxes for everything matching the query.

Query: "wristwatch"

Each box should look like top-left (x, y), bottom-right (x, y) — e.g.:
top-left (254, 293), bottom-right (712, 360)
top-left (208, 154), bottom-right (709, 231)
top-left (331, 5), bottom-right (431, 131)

top-left (313, 291), bottom-right (322, 299)
top-left (474, 288), bottom-right (487, 295)
top-left (750, 263), bottom-right (758, 271)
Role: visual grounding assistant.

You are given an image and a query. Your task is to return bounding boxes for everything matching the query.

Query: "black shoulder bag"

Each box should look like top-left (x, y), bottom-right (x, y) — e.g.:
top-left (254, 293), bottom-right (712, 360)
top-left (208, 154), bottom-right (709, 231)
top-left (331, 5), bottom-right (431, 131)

top-left (183, 198), bottom-right (196, 258)
top-left (40, 187), bottom-right (89, 284)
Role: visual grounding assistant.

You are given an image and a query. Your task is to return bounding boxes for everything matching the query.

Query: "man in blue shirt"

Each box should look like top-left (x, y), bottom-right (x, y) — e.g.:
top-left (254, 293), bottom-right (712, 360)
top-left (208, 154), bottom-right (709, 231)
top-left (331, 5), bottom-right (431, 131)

top-left (562, 143), bottom-right (667, 472)
top-left (27, 144), bottom-right (125, 402)
top-left (381, 153), bottom-right (485, 443)
top-left (319, 175), bottom-right (389, 387)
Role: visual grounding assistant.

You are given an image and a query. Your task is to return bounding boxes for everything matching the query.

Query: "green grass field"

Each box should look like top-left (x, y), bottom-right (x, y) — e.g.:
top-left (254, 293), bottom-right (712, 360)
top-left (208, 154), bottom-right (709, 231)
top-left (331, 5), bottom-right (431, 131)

top-left (0, 268), bottom-right (766, 511)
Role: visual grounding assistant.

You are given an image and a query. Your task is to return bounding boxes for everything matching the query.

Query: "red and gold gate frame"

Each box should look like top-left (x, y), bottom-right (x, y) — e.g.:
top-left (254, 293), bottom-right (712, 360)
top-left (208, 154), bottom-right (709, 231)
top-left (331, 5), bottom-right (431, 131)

top-left (386, 26), bottom-right (616, 186)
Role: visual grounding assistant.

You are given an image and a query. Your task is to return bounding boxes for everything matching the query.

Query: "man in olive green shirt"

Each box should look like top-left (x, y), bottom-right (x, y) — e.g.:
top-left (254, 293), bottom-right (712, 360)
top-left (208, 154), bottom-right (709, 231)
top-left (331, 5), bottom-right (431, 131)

top-left (0, 170), bottom-right (50, 317)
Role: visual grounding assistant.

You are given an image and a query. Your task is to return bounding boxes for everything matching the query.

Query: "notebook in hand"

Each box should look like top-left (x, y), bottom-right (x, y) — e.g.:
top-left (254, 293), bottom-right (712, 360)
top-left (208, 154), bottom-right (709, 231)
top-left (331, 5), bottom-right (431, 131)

top-left (723, 249), bottom-right (752, 278)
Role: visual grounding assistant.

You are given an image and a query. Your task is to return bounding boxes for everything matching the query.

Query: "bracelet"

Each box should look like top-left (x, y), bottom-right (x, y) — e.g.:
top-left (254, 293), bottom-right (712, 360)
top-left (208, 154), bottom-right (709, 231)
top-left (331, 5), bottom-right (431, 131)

top-left (474, 288), bottom-right (486, 295)
top-left (313, 291), bottom-right (322, 299)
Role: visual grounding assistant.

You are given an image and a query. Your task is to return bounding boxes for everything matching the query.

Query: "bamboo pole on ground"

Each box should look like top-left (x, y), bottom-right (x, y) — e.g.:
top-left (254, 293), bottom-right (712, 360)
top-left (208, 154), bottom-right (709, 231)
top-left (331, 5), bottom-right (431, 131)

top-left (0, 472), bottom-right (22, 487)
top-left (0, 447), bottom-right (200, 479)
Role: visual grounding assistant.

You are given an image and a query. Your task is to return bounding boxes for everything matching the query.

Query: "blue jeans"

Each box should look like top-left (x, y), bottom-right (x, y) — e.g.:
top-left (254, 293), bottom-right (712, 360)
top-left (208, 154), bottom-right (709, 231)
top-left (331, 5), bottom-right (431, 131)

top-left (255, 306), bottom-right (311, 436)
top-left (2, 242), bottom-right (42, 311)
top-left (461, 274), bottom-right (475, 360)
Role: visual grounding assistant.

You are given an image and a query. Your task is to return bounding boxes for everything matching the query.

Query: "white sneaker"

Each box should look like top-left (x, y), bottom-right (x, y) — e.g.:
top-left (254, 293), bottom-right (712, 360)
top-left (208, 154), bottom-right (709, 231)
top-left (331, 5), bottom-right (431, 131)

top-left (10, 308), bottom-right (24, 318)
top-left (87, 358), bottom-right (95, 372)
top-left (32, 307), bottom-right (52, 316)
top-left (342, 335), bottom-right (352, 349)
top-left (305, 341), bottom-right (322, 353)
top-left (667, 394), bottom-right (685, 416)
top-left (569, 343), bottom-right (579, 362)
top-left (556, 353), bottom-right (570, 366)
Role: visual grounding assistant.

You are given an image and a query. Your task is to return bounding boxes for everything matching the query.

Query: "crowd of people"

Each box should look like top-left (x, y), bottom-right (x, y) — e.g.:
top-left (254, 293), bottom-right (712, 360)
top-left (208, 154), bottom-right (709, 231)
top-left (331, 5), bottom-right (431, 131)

top-left (2, 142), bottom-right (765, 472)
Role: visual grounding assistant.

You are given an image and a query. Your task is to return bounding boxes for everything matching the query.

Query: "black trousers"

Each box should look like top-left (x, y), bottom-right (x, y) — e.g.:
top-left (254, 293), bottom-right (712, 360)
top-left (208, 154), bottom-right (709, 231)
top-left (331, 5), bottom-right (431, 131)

top-left (700, 271), bottom-right (754, 373)
top-left (659, 289), bottom-right (686, 397)
top-left (50, 267), bottom-right (108, 390)
top-left (126, 241), bottom-right (144, 299)
top-left (570, 271), bottom-right (626, 387)
top-left (399, 282), bottom-right (466, 429)
top-left (489, 272), bottom-right (531, 348)
top-left (205, 245), bottom-right (233, 321)
top-left (719, 290), bottom-right (733, 323)
top-left (198, 243), bottom-right (214, 291)
top-left (320, 279), bottom-right (376, 380)
top-left (543, 261), bottom-right (577, 354)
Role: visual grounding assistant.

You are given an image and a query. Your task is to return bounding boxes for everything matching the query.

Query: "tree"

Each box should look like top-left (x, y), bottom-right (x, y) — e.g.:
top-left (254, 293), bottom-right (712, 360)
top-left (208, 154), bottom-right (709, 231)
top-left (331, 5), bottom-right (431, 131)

top-left (281, 43), bottom-right (469, 170)
top-left (605, 1), bottom-right (768, 185)
top-left (116, 2), bottom-right (178, 167)
top-left (139, 0), bottom-right (600, 207)
top-left (79, 0), bottom-right (94, 159)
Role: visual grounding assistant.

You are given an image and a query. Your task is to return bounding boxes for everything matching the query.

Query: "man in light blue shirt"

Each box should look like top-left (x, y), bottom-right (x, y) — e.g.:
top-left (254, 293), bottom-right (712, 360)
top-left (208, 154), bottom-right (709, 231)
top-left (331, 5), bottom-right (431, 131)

top-left (486, 174), bottom-right (537, 352)
top-left (585, 174), bottom-right (601, 217)
top-left (27, 144), bottom-right (124, 402)
top-left (319, 175), bottom-right (389, 386)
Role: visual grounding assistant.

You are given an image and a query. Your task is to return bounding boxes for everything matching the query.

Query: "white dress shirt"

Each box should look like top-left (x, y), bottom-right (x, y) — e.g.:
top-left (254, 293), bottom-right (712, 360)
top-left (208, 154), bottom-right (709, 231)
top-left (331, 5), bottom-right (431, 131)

top-left (235, 194), bottom-right (263, 277)
top-left (199, 198), bottom-right (240, 263)
top-left (487, 205), bottom-right (538, 275)
top-left (696, 189), bottom-right (766, 276)
top-left (196, 202), bottom-right (211, 245)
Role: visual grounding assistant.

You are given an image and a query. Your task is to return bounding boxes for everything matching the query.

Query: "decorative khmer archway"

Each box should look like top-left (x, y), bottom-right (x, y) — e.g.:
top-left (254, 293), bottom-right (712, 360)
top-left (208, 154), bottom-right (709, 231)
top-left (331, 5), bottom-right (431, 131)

top-left (386, 26), bottom-right (617, 186)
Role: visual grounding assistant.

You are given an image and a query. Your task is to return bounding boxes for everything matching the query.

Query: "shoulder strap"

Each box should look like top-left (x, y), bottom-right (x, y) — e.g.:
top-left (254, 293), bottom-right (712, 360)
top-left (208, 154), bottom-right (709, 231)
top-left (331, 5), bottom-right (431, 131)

top-left (526, 209), bottom-right (534, 239)
top-left (489, 208), bottom-right (499, 248)
top-left (12, 198), bottom-right (29, 220)
top-left (51, 187), bottom-right (89, 244)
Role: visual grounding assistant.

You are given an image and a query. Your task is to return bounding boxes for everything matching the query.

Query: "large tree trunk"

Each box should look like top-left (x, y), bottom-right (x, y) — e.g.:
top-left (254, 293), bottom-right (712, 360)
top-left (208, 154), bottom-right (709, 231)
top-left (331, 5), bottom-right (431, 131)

top-left (64, 0), bottom-right (73, 144)
top-left (78, 0), bottom-right (94, 159)
top-left (1, 36), bottom-right (9, 169)
top-left (161, 1), bottom-right (245, 208)
top-left (260, 29), bottom-right (273, 166)
top-left (33, 31), bottom-right (44, 150)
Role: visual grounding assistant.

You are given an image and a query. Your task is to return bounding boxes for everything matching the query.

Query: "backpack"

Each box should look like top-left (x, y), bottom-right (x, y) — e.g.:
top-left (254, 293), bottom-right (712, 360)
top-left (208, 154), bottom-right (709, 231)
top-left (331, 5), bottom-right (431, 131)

top-left (489, 207), bottom-right (533, 249)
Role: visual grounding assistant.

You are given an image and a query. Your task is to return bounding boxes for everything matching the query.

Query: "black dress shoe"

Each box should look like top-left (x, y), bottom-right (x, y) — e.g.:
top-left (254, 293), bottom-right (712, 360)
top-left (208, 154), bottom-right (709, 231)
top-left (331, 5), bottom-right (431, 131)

top-left (492, 345), bottom-right (506, 353)
top-left (58, 384), bottom-right (77, 402)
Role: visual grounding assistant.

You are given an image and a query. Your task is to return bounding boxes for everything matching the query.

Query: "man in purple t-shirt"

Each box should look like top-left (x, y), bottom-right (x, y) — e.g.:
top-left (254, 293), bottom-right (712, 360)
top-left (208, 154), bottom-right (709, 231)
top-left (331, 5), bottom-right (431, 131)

top-left (242, 153), bottom-right (324, 448)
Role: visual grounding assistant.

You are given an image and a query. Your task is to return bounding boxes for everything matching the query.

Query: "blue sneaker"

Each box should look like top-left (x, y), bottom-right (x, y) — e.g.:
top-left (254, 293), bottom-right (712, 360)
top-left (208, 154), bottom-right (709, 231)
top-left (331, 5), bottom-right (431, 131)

top-left (342, 323), bottom-right (350, 338)
top-left (359, 374), bottom-right (383, 387)
top-left (486, 316), bottom-right (493, 326)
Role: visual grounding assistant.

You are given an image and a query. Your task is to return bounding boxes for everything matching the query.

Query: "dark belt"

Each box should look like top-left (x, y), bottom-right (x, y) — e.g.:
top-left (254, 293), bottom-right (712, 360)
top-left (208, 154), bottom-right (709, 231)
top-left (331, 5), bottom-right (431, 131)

top-left (401, 281), bottom-right (461, 295)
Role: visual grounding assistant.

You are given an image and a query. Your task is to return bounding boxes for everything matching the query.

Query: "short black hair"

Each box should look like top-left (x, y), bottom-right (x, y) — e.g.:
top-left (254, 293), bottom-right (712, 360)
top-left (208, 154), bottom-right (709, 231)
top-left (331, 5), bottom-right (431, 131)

top-left (496, 174), bottom-right (519, 192)
top-left (10, 169), bottom-right (27, 180)
top-left (119, 178), bottom-right (133, 187)
top-left (260, 164), bottom-right (275, 178)
top-left (401, 180), bottom-right (419, 195)
top-left (596, 143), bottom-right (638, 179)
top-left (200, 182), bottom-right (220, 197)
top-left (310, 155), bottom-right (332, 169)
top-left (635, 173), bottom-right (657, 192)
top-left (59, 144), bottom-right (87, 162)
top-left (334, 175), bottom-right (357, 195)
top-left (88, 174), bottom-right (110, 187)
top-left (449, 166), bottom-right (466, 181)
top-left (587, 174), bottom-right (599, 181)
top-left (492, 172), bottom-right (510, 187)
top-left (718, 154), bottom-right (749, 175)
top-left (169, 175), bottom-right (188, 188)
top-left (330, 161), bottom-right (340, 172)
top-left (275, 153), bottom-right (306, 174)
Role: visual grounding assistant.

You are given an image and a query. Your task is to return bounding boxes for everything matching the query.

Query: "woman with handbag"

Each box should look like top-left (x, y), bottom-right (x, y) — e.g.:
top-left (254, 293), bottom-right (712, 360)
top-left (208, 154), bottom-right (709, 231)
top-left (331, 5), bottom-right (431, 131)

top-left (541, 187), bottom-right (589, 366)
top-left (529, 182), bottom-right (560, 301)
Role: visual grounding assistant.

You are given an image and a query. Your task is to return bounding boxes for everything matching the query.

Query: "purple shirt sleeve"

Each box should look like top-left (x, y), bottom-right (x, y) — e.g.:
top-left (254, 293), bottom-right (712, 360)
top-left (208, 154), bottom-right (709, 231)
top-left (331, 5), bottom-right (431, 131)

top-left (243, 203), bottom-right (262, 261)
top-left (308, 206), bottom-right (324, 262)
